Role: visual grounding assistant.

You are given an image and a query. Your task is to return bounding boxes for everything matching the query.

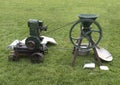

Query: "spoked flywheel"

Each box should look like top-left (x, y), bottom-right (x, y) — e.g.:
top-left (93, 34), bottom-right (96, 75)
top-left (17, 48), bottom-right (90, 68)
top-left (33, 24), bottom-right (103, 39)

top-left (69, 18), bottom-right (102, 51)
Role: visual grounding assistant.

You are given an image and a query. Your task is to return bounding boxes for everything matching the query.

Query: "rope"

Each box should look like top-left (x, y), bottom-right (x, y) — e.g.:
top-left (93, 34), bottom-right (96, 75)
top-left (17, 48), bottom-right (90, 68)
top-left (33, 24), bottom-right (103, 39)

top-left (42, 20), bottom-right (77, 35)
top-left (42, 20), bottom-right (77, 51)
top-left (48, 47), bottom-right (73, 51)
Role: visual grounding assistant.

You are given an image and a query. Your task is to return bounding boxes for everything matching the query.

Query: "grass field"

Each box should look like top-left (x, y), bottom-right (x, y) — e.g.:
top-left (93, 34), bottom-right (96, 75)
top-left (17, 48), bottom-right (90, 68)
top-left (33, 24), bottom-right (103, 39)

top-left (0, 0), bottom-right (120, 85)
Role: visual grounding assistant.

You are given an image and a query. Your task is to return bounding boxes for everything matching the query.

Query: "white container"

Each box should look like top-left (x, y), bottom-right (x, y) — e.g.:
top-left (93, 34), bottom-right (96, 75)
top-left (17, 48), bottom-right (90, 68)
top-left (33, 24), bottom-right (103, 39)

top-left (83, 63), bottom-right (95, 69)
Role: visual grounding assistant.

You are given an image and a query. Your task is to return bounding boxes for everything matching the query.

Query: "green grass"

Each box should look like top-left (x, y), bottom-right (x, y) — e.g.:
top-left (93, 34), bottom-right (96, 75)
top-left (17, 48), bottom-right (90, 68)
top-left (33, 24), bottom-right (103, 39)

top-left (0, 0), bottom-right (120, 85)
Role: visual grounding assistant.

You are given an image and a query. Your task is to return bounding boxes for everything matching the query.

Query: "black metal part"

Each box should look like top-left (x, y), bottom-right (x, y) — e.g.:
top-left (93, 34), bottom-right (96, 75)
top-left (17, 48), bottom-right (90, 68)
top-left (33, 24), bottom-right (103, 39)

top-left (8, 43), bottom-right (46, 63)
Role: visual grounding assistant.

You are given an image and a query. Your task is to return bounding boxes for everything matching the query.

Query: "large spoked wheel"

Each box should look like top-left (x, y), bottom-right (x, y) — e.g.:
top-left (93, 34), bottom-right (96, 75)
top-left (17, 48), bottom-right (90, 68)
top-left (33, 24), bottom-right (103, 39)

top-left (31, 52), bottom-right (44, 63)
top-left (69, 19), bottom-right (102, 51)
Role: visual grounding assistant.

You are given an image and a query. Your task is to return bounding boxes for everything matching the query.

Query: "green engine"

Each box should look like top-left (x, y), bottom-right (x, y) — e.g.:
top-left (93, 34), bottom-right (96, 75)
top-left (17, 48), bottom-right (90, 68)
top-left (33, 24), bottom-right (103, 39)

top-left (25, 19), bottom-right (47, 50)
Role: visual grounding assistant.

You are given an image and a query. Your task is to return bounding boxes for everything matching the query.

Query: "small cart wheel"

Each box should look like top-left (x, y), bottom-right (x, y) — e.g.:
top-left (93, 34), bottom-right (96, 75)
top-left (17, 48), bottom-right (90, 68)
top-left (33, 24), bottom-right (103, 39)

top-left (31, 53), bottom-right (44, 63)
top-left (8, 55), bottom-right (19, 61)
top-left (8, 55), bottom-right (13, 61)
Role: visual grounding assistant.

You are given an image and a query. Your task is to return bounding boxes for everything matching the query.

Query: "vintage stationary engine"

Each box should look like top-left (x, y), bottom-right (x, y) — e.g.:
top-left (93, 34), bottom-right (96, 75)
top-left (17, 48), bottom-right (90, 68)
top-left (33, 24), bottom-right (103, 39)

top-left (25, 19), bottom-right (47, 50)
top-left (8, 19), bottom-right (48, 63)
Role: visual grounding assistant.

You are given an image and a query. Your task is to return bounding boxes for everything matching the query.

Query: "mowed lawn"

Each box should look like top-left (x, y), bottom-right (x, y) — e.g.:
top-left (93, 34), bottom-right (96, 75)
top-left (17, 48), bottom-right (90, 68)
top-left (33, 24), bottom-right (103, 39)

top-left (0, 0), bottom-right (120, 85)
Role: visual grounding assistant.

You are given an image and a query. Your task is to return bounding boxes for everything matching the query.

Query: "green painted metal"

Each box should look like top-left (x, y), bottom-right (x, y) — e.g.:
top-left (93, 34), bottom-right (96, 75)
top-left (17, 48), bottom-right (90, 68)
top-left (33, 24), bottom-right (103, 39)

top-left (28, 19), bottom-right (43, 37)
top-left (69, 14), bottom-right (102, 51)
top-left (78, 14), bottom-right (98, 27)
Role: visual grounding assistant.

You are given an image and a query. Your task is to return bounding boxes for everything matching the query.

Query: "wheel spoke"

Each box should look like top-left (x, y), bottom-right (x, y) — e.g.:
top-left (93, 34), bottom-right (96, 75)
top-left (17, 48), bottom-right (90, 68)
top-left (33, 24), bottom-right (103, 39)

top-left (71, 37), bottom-right (79, 40)
top-left (69, 18), bottom-right (102, 51)
top-left (86, 36), bottom-right (92, 48)
top-left (91, 30), bottom-right (100, 33)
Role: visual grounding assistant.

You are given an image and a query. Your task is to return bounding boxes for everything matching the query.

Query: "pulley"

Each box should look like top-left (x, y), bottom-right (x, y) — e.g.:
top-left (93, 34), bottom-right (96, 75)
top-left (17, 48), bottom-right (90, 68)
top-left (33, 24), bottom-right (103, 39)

top-left (69, 14), bottom-right (102, 51)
